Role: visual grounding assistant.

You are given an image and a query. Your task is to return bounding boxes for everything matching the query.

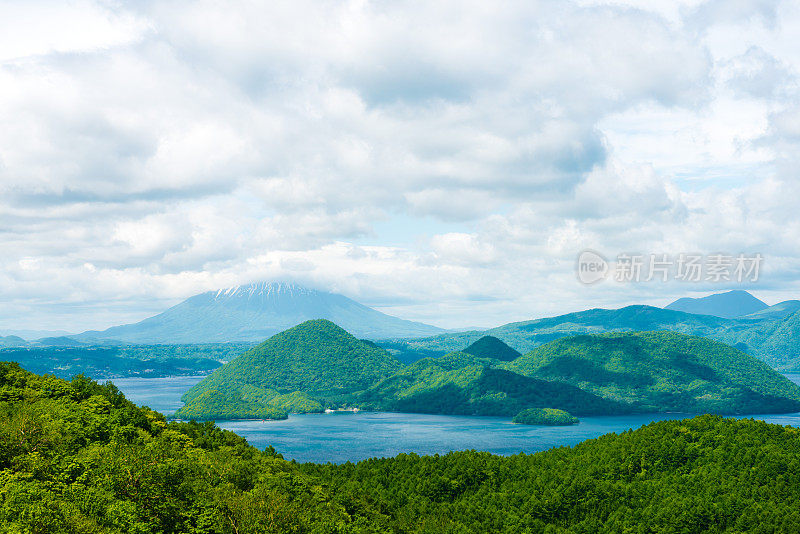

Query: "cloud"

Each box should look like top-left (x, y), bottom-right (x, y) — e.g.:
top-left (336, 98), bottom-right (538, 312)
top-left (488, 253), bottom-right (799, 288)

top-left (2, 0), bottom-right (800, 330)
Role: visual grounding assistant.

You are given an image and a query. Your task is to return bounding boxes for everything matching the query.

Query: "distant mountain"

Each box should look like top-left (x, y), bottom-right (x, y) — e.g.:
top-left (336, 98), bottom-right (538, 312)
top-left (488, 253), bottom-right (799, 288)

top-left (176, 319), bottom-right (403, 419)
top-left (76, 282), bottom-right (444, 344)
top-left (0, 329), bottom-right (72, 341)
top-left (664, 290), bottom-right (767, 318)
top-left (463, 335), bottom-right (521, 361)
top-left (745, 300), bottom-right (800, 320)
top-left (400, 305), bottom-right (732, 356)
top-left (0, 335), bottom-right (28, 348)
top-left (506, 331), bottom-right (800, 414)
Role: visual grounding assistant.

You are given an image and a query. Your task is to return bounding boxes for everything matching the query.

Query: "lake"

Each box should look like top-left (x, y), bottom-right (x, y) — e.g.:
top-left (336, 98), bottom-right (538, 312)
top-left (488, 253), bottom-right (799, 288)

top-left (106, 373), bottom-right (800, 464)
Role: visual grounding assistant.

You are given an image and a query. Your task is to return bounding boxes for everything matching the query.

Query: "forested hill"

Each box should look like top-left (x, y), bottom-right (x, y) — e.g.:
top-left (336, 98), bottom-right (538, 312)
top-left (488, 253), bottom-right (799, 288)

top-left (176, 319), bottom-right (402, 419)
top-left (3, 362), bottom-right (800, 532)
top-left (358, 351), bottom-right (628, 416)
top-left (507, 331), bottom-right (800, 414)
top-left (463, 335), bottom-right (521, 361)
top-left (175, 322), bottom-right (800, 420)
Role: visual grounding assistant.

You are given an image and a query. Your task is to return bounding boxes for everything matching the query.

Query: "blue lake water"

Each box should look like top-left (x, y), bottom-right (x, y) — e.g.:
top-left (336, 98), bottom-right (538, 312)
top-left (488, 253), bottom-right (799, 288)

top-left (107, 373), bottom-right (800, 464)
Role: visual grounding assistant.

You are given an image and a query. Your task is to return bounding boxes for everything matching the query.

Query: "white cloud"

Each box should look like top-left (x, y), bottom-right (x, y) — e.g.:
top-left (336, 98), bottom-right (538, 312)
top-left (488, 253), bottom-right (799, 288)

top-left (2, 0), bottom-right (800, 331)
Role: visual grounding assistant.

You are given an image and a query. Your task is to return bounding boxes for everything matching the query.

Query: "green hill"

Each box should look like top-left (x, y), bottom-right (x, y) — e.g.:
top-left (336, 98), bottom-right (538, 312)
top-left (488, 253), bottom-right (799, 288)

top-left (359, 351), bottom-right (629, 416)
top-left (463, 335), bottom-right (521, 361)
top-left (177, 319), bottom-right (402, 419)
top-left (506, 331), bottom-right (800, 414)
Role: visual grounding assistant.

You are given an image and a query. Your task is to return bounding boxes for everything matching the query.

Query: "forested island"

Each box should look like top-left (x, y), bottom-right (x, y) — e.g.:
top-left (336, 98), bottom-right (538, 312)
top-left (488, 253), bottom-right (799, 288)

top-left (2, 362), bottom-right (799, 532)
top-left (175, 320), bottom-right (800, 420)
top-left (512, 407), bottom-right (579, 425)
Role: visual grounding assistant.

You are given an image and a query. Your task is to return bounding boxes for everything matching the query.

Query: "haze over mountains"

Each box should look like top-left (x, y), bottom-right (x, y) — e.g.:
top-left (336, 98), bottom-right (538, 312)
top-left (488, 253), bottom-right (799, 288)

top-left (75, 282), bottom-right (444, 344)
top-left (664, 290), bottom-right (768, 318)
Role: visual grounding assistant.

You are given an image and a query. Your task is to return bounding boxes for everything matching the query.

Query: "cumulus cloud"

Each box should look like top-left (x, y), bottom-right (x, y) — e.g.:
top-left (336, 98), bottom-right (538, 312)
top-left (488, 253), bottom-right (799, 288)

top-left (2, 0), bottom-right (800, 331)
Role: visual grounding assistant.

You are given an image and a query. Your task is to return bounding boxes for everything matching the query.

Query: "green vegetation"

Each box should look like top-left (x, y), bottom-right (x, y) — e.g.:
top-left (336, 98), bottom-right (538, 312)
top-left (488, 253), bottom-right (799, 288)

top-left (176, 323), bottom-right (800, 420)
top-left (392, 304), bottom-right (800, 371)
top-left (463, 335), bottom-right (521, 361)
top-left (0, 362), bottom-right (378, 532)
top-left (178, 320), bottom-right (402, 419)
top-left (304, 415), bottom-right (800, 532)
top-left (507, 331), bottom-right (800, 414)
top-left (359, 352), bottom-right (629, 416)
top-left (173, 389), bottom-right (289, 420)
top-left (512, 407), bottom-right (578, 425)
top-left (4, 363), bottom-right (800, 532)
top-left (0, 346), bottom-right (223, 379)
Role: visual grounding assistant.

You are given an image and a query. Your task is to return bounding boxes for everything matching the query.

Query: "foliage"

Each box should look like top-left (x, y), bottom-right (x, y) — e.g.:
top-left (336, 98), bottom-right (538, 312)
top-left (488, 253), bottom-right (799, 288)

top-left (303, 415), bottom-right (800, 532)
top-left (462, 336), bottom-right (521, 361)
top-left (506, 331), bottom-right (800, 414)
top-left (178, 320), bottom-right (402, 419)
top-left (512, 407), bottom-right (578, 425)
top-left (0, 362), bottom-right (384, 532)
top-left (174, 389), bottom-right (289, 420)
top-left (4, 362), bottom-right (800, 532)
top-left (358, 352), bottom-right (629, 416)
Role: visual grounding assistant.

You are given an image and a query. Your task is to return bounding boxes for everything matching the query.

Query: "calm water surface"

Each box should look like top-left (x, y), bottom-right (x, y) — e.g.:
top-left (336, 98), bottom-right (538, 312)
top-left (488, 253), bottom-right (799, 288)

top-left (107, 373), bottom-right (800, 463)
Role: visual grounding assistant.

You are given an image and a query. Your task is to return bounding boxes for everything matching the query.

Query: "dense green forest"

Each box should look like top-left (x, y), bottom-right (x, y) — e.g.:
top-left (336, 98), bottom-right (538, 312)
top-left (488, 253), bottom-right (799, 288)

top-left (512, 407), bottom-right (578, 425)
top-left (177, 320), bottom-right (402, 419)
top-left (358, 351), bottom-right (628, 416)
top-left (174, 321), bottom-right (800, 420)
top-left (462, 335), bottom-right (521, 361)
top-left (3, 363), bottom-right (800, 532)
top-left (507, 331), bottom-right (800, 414)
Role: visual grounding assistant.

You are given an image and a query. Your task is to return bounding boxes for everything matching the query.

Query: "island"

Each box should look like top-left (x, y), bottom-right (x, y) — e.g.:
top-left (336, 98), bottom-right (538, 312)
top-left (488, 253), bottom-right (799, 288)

top-left (512, 407), bottom-right (579, 425)
top-left (174, 320), bottom-right (800, 420)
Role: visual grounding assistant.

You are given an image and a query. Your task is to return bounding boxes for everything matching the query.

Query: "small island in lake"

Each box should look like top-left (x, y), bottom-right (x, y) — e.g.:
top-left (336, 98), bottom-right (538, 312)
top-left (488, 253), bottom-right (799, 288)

top-left (513, 408), bottom-right (579, 426)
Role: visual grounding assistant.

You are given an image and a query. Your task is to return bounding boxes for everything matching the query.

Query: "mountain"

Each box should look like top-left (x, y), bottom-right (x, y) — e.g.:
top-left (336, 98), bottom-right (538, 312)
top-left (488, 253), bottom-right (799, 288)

top-left (176, 319), bottom-right (403, 419)
top-left (76, 282), bottom-right (444, 344)
top-left (506, 331), bottom-right (800, 414)
top-left (745, 300), bottom-right (800, 320)
top-left (463, 335), bottom-right (521, 361)
top-left (393, 302), bottom-right (800, 371)
top-left (0, 329), bottom-right (72, 340)
top-left (664, 290), bottom-right (768, 318)
top-left (358, 351), bottom-right (627, 416)
top-left (0, 335), bottom-right (28, 347)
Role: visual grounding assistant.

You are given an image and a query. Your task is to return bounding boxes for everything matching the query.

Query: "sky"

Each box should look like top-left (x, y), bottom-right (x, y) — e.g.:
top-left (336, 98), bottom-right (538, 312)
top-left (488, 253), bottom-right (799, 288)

top-left (2, 0), bottom-right (800, 333)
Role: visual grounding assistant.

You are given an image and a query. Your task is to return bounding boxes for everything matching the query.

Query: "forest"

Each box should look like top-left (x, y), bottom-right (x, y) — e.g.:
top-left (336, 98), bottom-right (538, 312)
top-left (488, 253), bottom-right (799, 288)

top-left (2, 362), bottom-right (800, 533)
top-left (176, 321), bottom-right (800, 420)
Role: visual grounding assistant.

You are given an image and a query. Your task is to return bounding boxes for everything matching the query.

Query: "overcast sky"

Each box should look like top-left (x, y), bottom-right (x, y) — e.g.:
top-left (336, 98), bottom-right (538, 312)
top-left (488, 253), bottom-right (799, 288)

top-left (2, 0), bottom-right (800, 333)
